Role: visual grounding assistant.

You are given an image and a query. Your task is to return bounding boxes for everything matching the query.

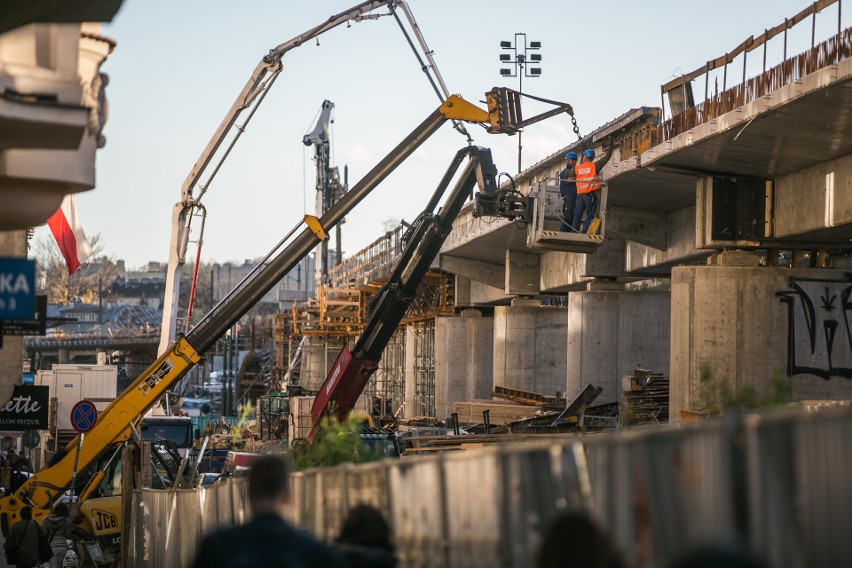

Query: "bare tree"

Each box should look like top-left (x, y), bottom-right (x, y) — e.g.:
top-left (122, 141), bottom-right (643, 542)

top-left (33, 233), bottom-right (121, 304)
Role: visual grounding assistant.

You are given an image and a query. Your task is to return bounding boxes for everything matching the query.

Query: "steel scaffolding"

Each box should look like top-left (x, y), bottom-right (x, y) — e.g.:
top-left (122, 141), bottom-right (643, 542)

top-left (411, 321), bottom-right (436, 418)
top-left (363, 327), bottom-right (406, 418)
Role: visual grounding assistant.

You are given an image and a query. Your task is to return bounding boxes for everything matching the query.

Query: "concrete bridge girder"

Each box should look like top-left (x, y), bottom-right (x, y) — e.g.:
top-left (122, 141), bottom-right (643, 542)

top-left (505, 250), bottom-right (539, 296)
top-left (439, 255), bottom-right (504, 291)
top-left (540, 237), bottom-right (627, 293)
top-left (606, 205), bottom-right (668, 250)
top-left (774, 153), bottom-right (852, 243)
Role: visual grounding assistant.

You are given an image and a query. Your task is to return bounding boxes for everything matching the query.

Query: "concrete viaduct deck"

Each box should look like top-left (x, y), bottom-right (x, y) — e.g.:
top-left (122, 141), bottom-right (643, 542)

top-left (292, 12), bottom-right (852, 426)
top-left (439, 36), bottom-right (852, 298)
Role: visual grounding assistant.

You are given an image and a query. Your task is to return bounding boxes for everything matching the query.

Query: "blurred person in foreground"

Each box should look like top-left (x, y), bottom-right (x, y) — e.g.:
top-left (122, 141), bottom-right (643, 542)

top-left (536, 511), bottom-right (625, 568)
top-left (336, 504), bottom-right (398, 568)
top-left (42, 502), bottom-right (73, 568)
top-left (191, 454), bottom-right (347, 568)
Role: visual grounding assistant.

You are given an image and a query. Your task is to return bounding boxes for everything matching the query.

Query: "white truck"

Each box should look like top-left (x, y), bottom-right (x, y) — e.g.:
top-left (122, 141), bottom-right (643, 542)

top-left (139, 415), bottom-right (196, 458)
top-left (35, 364), bottom-right (117, 449)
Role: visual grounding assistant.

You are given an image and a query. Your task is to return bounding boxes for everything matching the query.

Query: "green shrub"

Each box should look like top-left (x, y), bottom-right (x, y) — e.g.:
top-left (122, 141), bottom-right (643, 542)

top-left (697, 362), bottom-right (791, 413)
top-left (291, 414), bottom-right (384, 470)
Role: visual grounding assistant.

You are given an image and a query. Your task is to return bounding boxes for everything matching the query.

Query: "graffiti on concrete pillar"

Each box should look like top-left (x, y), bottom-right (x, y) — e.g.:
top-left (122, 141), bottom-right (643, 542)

top-left (777, 275), bottom-right (852, 380)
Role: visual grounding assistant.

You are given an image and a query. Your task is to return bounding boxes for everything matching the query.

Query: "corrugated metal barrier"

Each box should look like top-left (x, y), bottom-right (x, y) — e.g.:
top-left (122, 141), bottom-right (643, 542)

top-left (130, 407), bottom-right (851, 567)
top-left (127, 479), bottom-right (248, 568)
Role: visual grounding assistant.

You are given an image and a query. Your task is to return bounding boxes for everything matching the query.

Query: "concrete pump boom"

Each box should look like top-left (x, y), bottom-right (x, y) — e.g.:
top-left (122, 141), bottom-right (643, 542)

top-left (159, 0), bottom-right (459, 356)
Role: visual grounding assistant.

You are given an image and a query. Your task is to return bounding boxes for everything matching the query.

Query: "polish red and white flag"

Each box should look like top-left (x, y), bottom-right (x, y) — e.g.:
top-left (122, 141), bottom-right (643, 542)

top-left (47, 194), bottom-right (93, 275)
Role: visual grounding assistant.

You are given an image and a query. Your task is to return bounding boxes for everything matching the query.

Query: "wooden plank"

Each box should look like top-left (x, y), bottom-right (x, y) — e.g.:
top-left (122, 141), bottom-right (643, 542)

top-left (453, 401), bottom-right (539, 425)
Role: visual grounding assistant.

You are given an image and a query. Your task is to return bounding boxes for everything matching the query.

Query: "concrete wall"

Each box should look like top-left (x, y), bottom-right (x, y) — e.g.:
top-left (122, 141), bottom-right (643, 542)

top-left (567, 288), bottom-right (670, 404)
top-left (493, 303), bottom-right (567, 397)
top-left (775, 154), bottom-right (852, 237)
top-left (301, 338), bottom-right (346, 390)
top-left (670, 265), bottom-right (852, 420)
top-left (434, 311), bottom-right (493, 420)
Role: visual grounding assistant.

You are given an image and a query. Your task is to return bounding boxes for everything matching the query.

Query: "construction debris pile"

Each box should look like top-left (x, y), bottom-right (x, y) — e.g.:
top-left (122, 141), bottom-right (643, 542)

top-left (622, 368), bottom-right (669, 425)
top-left (452, 386), bottom-right (564, 427)
top-left (451, 384), bottom-right (619, 435)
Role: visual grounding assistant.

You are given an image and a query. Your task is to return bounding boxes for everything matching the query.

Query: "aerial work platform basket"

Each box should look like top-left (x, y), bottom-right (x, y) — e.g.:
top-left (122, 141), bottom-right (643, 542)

top-left (526, 181), bottom-right (607, 253)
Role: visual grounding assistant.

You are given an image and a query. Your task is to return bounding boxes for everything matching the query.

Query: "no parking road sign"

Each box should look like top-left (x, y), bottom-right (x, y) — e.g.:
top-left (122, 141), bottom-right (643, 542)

top-left (71, 400), bottom-right (98, 433)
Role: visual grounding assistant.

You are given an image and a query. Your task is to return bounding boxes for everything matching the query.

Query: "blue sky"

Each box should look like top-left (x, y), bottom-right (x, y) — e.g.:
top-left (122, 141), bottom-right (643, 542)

top-left (32, 0), bottom-right (849, 269)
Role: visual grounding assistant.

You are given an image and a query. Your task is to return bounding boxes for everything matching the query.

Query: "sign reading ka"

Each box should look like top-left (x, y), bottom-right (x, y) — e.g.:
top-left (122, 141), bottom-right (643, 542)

top-left (0, 257), bottom-right (35, 320)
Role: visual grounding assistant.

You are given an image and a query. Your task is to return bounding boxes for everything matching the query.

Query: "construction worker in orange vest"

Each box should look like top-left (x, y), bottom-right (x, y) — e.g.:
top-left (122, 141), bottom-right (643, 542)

top-left (571, 145), bottom-right (613, 233)
top-left (559, 151), bottom-right (578, 231)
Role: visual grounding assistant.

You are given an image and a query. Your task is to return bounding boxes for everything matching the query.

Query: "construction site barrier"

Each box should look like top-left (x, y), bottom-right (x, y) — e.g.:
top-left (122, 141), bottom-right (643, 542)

top-left (127, 479), bottom-right (248, 568)
top-left (128, 406), bottom-right (850, 567)
top-left (289, 407), bottom-right (851, 568)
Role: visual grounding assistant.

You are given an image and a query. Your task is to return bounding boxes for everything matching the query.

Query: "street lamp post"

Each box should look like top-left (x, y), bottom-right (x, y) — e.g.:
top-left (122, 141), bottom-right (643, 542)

top-left (500, 33), bottom-right (542, 173)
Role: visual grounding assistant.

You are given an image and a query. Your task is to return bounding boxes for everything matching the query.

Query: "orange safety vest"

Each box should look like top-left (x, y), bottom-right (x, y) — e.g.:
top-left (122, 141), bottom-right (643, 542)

top-left (575, 161), bottom-right (600, 194)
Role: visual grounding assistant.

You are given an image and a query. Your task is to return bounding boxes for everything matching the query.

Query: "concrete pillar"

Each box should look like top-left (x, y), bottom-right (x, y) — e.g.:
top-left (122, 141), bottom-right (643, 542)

top-left (301, 338), bottom-right (345, 390)
top-left (434, 310), bottom-right (493, 420)
top-left (670, 265), bottom-right (852, 421)
top-left (454, 275), bottom-right (471, 306)
top-left (493, 301), bottom-right (567, 397)
top-left (505, 250), bottom-right (539, 296)
top-left (404, 326), bottom-right (416, 420)
top-left (567, 284), bottom-right (670, 404)
top-left (0, 231), bottom-right (26, 404)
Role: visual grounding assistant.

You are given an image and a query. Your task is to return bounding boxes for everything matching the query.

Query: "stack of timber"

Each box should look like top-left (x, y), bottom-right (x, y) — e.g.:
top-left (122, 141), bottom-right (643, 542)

top-left (452, 385), bottom-right (570, 426)
top-left (491, 386), bottom-right (565, 411)
top-left (622, 368), bottom-right (669, 425)
top-left (452, 398), bottom-right (541, 425)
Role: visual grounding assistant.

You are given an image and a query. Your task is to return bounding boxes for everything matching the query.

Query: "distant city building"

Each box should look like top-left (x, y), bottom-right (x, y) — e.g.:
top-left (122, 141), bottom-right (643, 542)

top-left (27, 302), bottom-right (161, 372)
top-left (107, 263), bottom-right (167, 309)
top-left (209, 255), bottom-right (324, 310)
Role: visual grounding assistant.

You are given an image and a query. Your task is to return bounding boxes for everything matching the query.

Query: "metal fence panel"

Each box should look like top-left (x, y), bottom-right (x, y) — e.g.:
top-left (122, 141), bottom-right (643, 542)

top-left (640, 422), bottom-right (740, 565)
top-left (128, 478), bottom-right (247, 568)
top-left (346, 460), bottom-right (392, 513)
top-left (443, 448), bottom-right (502, 567)
top-left (317, 467), bottom-right (348, 541)
top-left (585, 422), bottom-right (740, 567)
top-left (498, 442), bottom-right (591, 567)
top-left (584, 430), bottom-right (640, 562)
top-left (746, 408), bottom-right (852, 568)
top-left (389, 456), bottom-right (447, 568)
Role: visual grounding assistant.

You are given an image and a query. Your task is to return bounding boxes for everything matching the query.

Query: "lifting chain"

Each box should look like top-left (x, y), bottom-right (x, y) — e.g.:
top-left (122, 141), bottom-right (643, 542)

top-left (571, 115), bottom-right (582, 140)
